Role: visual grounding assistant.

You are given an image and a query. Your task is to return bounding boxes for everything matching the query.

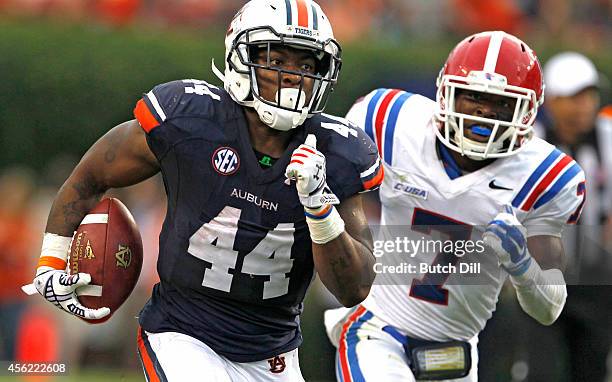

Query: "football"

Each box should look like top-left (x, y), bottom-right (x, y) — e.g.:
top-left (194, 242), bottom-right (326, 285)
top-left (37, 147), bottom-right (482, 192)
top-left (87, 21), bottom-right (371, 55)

top-left (69, 197), bottom-right (143, 324)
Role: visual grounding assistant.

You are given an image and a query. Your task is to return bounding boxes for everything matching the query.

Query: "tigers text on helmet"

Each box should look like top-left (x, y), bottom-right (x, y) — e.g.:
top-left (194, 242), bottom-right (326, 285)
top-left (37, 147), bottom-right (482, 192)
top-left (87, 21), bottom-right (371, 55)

top-left (212, 0), bottom-right (342, 131)
top-left (434, 31), bottom-right (544, 160)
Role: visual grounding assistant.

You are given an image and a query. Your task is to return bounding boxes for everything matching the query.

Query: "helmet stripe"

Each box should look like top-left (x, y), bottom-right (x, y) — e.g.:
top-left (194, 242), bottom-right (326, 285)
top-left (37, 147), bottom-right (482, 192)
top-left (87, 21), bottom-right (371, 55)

top-left (311, 4), bottom-right (319, 30)
top-left (483, 31), bottom-right (504, 73)
top-left (296, 0), bottom-right (309, 27)
top-left (284, 0), bottom-right (292, 25)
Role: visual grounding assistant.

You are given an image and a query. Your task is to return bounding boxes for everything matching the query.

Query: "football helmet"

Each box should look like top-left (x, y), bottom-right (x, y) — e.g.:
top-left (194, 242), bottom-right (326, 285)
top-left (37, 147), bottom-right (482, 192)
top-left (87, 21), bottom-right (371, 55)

top-left (434, 31), bottom-right (544, 159)
top-left (212, 0), bottom-right (341, 131)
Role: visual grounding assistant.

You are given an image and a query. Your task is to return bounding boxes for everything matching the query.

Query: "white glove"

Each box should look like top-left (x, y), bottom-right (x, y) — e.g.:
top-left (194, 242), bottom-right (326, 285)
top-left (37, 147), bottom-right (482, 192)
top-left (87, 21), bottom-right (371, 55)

top-left (33, 269), bottom-right (110, 320)
top-left (483, 205), bottom-right (532, 276)
top-left (285, 134), bottom-right (339, 209)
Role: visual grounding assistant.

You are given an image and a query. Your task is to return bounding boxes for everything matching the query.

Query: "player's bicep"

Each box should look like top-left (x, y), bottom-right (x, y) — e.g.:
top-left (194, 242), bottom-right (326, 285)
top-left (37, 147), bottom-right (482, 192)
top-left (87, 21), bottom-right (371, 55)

top-left (75, 119), bottom-right (159, 189)
top-left (337, 193), bottom-right (373, 253)
top-left (527, 235), bottom-right (566, 271)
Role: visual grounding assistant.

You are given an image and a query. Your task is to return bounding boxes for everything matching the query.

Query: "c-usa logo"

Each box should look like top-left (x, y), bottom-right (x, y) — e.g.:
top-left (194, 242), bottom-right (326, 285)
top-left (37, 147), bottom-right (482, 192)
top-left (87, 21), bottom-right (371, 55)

top-left (212, 147), bottom-right (240, 175)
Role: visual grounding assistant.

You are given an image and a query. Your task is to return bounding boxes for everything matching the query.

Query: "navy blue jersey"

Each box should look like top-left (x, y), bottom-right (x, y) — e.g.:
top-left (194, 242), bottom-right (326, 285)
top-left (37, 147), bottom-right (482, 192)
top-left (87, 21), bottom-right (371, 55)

top-left (133, 79), bottom-right (382, 362)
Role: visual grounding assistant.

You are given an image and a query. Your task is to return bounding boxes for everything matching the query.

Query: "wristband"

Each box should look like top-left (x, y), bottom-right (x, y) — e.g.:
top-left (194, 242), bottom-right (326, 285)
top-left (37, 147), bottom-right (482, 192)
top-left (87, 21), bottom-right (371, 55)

top-left (36, 233), bottom-right (72, 275)
top-left (305, 205), bottom-right (345, 244)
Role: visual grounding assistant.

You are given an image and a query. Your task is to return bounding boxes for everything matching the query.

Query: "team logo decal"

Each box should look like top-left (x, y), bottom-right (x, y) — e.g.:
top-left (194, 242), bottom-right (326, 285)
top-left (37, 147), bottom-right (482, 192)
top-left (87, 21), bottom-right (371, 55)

top-left (393, 182), bottom-right (428, 200)
top-left (115, 244), bottom-right (132, 269)
top-left (268, 355), bottom-right (286, 374)
top-left (212, 147), bottom-right (240, 175)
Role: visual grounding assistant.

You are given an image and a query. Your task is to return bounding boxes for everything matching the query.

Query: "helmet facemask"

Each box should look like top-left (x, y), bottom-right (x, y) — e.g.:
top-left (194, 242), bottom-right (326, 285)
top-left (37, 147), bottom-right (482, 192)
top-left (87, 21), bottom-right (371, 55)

top-left (434, 71), bottom-right (539, 160)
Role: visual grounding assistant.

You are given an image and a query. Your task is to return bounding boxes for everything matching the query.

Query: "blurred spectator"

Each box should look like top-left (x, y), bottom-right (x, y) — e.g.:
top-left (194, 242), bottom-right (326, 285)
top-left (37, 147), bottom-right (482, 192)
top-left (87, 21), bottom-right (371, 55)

top-left (146, 0), bottom-right (228, 29)
top-left (0, 0), bottom-right (86, 20)
top-left (525, 52), bottom-right (612, 382)
top-left (450, 0), bottom-right (526, 35)
top-left (1, 0), bottom-right (609, 46)
top-left (93, 0), bottom-right (142, 26)
top-left (396, 0), bottom-right (450, 40)
top-left (0, 167), bottom-right (38, 360)
top-left (318, 0), bottom-right (385, 42)
top-left (533, 0), bottom-right (611, 50)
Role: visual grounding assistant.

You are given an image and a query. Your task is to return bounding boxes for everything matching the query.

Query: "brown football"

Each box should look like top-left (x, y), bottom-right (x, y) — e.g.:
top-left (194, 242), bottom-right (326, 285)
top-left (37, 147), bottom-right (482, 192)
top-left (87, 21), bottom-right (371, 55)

top-left (69, 197), bottom-right (143, 324)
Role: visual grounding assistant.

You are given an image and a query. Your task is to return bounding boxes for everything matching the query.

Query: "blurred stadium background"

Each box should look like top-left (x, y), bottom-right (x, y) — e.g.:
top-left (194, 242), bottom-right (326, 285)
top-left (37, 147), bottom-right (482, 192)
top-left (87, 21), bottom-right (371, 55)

top-left (0, 0), bottom-right (610, 381)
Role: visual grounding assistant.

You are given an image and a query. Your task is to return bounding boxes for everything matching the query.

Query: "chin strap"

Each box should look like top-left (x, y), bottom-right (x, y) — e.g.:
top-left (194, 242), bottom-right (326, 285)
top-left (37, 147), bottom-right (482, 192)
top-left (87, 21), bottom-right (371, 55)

top-left (254, 100), bottom-right (308, 131)
top-left (211, 58), bottom-right (225, 82)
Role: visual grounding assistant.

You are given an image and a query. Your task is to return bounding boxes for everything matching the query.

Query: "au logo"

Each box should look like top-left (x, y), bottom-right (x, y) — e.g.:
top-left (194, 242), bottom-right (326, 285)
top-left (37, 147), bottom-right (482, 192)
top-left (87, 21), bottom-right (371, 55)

top-left (115, 244), bottom-right (132, 269)
top-left (267, 355), bottom-right (286, 374)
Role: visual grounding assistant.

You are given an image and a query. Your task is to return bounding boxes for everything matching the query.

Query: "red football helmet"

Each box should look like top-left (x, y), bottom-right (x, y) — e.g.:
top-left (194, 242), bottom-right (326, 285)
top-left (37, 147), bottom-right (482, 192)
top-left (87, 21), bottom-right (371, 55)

top-left (434, 31), bottom-right (544, 159)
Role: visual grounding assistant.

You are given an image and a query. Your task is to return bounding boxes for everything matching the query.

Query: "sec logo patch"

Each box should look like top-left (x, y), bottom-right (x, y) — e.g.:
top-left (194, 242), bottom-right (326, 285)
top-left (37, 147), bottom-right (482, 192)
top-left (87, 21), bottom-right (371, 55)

top-left (212, 147), bottom-right (240, 175)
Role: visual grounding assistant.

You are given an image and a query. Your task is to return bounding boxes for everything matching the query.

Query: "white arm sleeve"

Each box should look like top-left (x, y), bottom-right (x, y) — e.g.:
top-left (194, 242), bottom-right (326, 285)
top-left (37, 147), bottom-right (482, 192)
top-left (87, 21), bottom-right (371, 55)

top-left (510, 258), bottom-right (567, 325)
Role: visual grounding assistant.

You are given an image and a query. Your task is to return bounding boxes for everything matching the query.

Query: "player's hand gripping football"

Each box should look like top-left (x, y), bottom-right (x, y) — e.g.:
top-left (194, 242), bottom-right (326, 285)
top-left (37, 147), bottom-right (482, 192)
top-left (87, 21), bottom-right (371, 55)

top-left (483, 205), bottom-right (533, 276)
top-left (285, 134), bottom-right (339, 209)
top-left (27, 270), bottom-right (111, 320)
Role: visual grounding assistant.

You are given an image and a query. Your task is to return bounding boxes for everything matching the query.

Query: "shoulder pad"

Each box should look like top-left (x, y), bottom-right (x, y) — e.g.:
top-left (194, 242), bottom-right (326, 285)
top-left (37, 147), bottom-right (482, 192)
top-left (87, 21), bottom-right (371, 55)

top-left (133, 79), bottom-right (228, 132)
top-left (310, 114), bottom-right (384, 197)
top-left (512, 147), bottom-right (585, 213)
top-left (347, 88), bottom-right (438, 166)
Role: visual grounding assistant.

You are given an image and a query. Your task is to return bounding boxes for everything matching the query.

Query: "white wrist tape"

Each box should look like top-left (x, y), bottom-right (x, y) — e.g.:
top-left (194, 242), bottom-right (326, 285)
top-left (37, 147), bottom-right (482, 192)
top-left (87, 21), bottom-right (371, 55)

top-left (36, 233), bottom-right (73, 275)
top-left (510, 259), bottom-right (567, 325)
top-left (304, 205), bottom-right (345, 244)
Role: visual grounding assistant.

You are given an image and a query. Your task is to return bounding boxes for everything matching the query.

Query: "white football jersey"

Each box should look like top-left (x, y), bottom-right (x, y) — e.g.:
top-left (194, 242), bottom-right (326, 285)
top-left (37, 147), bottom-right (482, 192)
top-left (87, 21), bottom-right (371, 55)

top-left (346, 88), bottom-right (586, 342)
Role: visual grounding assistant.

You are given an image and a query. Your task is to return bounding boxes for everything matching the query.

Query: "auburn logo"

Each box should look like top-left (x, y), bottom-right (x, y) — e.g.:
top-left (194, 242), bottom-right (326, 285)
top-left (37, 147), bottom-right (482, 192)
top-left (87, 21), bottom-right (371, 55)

top-left (267, 355), bottom-right (286, 374)
top-left (115, 244), bottom-right (132, 269)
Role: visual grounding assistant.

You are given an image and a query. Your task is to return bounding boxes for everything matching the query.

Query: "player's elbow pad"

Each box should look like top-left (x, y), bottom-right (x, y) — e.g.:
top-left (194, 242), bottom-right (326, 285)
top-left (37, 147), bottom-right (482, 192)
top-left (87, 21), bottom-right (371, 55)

top-left (510, 262), bottom-right (567, 326)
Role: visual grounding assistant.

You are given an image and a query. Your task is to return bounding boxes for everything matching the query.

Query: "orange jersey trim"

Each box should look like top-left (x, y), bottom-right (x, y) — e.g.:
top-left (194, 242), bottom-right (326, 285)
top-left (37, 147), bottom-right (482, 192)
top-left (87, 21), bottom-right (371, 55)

top-left (363, 165), bottom-right (384, 190)
top-left (134, 99), bottom-right (160, 133)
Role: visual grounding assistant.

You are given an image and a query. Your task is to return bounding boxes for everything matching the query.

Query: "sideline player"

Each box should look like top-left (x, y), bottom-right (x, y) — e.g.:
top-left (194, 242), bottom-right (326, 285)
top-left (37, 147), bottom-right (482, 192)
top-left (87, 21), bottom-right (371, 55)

top-left (325, 31), bottom-right (585, 381)
top-left (24, 0), bottom-right (383, 380)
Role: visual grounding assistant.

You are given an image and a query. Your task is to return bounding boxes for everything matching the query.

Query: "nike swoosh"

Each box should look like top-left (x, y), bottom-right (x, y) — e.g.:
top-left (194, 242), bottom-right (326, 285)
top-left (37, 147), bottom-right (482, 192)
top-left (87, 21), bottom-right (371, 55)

top-left (489, 180), bottom-right (513, 191)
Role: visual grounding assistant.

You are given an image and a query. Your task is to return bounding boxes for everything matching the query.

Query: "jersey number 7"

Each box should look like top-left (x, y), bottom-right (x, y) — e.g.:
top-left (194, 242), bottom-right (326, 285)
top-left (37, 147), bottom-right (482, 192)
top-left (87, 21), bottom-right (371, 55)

top-left (409, 208), bottom-right (473, 306)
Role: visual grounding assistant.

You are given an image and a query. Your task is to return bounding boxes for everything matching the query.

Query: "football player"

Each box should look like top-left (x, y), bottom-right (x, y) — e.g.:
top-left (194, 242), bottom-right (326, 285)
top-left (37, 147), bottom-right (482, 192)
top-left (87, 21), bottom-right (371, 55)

top-left (324, 31), bottom-right (586, 381)
top-left (24, 0), bottom-right (383, 380)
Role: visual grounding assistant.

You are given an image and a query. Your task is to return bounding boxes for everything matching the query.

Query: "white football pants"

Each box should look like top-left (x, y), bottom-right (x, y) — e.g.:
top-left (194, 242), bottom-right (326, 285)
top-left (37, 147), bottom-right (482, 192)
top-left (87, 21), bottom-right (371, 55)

top-left (136, 327), bottom-right (305, 382)
top-left (326, 306), bottom-right (479, 382)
